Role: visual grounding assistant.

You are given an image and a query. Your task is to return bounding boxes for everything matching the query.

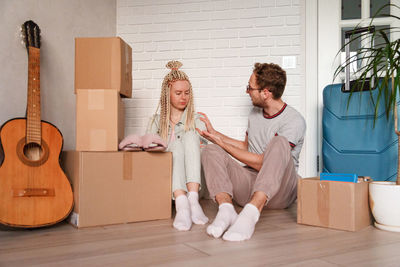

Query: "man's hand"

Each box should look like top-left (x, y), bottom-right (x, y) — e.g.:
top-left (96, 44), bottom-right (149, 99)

top-left (196, 127), bottom-right (223, 146)
top-left (196, 112), bottom-right (261, 170)
top-left (197, 112), bottom-right (216, 135)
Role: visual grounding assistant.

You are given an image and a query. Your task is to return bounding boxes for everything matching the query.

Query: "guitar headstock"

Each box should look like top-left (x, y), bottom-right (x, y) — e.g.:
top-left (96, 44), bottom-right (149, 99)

top-left (21, 20), bottom-right (41, 52)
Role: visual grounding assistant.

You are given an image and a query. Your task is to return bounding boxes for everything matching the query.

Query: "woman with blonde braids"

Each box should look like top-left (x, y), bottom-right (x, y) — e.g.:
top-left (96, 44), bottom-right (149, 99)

top-left (147, 60), bottom-right (209, 231)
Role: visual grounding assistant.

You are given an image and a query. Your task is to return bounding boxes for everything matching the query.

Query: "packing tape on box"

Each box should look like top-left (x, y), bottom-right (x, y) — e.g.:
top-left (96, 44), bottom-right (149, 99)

top-left (123, 152), bottom-right (133, 180)
top-left (317, 182), bottom-right (330, 227)
top-left (125, 44), bottom-right (131, 83)
top-left (88, 90), bottom-right (105, 110)
top-left (111, 39), bottom-right (118, 89)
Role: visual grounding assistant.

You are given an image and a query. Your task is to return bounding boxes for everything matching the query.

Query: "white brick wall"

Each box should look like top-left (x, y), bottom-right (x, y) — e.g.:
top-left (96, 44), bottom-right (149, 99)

top-left (117, 0), bottom-right (306, 174)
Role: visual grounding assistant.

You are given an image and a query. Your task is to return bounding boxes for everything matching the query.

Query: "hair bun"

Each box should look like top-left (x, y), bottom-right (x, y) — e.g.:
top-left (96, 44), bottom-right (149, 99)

top-left (166, 60), bottom-right (183, 70)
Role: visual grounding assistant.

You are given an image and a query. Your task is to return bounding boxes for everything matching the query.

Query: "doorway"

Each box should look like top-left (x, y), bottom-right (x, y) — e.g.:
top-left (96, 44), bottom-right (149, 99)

top-left (306, 0), bottom-right (399, 175)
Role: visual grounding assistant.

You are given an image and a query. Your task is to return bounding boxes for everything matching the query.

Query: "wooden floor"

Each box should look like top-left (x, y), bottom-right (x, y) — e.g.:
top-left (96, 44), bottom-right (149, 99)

top-left (2, 200), bottom-right (400, 267)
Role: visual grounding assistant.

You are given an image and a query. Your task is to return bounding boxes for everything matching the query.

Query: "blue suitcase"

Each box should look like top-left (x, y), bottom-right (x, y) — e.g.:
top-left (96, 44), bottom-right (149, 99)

top-left (322, 80), bottom-right (398, 181)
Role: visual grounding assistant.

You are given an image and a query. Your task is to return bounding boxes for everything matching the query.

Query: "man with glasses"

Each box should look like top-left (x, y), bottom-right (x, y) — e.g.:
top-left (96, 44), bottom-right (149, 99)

top-left (197, 63), bottom-right (306, 241)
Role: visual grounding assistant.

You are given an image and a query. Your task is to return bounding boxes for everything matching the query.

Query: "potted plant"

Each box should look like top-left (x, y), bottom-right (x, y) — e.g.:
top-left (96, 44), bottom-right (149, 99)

top-left (333, 3), bottom-right (400, 232)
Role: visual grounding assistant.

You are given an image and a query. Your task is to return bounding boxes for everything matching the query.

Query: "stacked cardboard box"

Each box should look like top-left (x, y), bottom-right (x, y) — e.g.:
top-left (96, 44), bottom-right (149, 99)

top-left (62, 151), bottom-right (172, 228)
top-left (75, 37), bottom-right (132, 151)
top-left (66, 37), bottom-right (172, 228)
top-left (75, 37), bottom-right (132, 97)
top-left (76, 90), bottom-right (124, 151)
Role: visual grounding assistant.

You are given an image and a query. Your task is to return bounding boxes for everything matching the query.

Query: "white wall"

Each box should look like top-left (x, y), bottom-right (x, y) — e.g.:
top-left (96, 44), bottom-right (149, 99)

top-left (117, 0), bottom-right (307, 175)
top-left (0, 0), bottom-right (116, 154)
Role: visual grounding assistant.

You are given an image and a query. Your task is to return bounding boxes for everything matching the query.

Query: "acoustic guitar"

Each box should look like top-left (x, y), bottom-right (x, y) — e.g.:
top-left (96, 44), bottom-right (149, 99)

top-left (0, 21), bottom-right (73, 228)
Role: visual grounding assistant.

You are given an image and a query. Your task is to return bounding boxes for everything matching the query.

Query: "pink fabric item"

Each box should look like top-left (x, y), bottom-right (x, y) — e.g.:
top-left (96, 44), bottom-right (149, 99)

top-left (141, 133), bottom-right (167, 152)
top-left (119, 134), bottom-right (143, 151)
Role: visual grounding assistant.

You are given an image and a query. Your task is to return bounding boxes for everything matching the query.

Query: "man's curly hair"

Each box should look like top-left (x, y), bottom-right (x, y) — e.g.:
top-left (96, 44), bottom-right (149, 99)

top-left (253, 63), bottom-right (286, 99)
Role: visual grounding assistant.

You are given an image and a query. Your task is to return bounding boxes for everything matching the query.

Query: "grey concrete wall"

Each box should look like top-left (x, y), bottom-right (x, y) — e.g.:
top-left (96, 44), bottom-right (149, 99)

top-left (0, 0), bottom-right (116, 155)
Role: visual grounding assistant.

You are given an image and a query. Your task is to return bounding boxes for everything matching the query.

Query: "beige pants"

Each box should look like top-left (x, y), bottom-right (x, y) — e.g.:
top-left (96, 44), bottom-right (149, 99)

top-left (201, 136), bottom-right (298, 209)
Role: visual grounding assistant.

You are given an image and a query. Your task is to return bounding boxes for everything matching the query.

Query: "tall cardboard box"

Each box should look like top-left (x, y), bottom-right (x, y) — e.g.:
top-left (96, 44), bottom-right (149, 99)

top-left (76, 89), bottom-right (124, 151)
top-left (61, 151), bottom-right (172, 228)
top-left (297, 177), bottom-right (372, 231)
top-left (75, 37), bottom-right (132, 98)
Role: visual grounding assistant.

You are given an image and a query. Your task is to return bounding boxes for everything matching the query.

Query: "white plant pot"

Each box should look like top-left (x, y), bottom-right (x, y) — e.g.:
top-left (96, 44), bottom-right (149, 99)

top-left (369, 181), bottom-right (400, 232)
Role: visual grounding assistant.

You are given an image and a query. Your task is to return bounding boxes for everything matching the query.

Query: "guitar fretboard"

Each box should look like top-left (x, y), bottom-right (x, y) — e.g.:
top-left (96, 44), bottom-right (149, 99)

top-left (26, 46), bottom-right (41, 145)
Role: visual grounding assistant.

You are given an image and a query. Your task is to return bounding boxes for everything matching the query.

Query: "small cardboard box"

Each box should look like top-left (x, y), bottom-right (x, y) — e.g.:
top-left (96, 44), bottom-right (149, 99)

top-left (75, 37), bottom-right (132, 98)
top-left (61, 151), bottom-right (172, 228)
top-left (76, 89), bottom-right (124, 151)
top-left (297, 177), bottom-right (372, 231)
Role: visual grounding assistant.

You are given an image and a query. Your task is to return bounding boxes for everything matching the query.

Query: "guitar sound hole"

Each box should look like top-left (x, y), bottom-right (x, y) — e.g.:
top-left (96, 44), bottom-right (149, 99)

top-left (23, 143), bottom-right (43, 161)
top-left (17, 138), bottom-right (49, 166)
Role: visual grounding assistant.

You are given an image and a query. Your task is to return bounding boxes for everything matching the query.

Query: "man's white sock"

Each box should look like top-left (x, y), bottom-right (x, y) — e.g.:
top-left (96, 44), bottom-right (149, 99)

top-left (173, 195), bottom-right (192, 231)
top-left (187, 191), bottom-right (209, 224)
top-left (207, 203), bottom-right (237, 238)
top-left (222, 203), bottom-right (260, 241)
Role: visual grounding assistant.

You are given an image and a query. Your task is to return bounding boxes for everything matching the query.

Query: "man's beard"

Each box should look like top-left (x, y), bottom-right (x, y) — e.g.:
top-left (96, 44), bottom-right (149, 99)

top-left (251, 98), bottom-right (264, 108)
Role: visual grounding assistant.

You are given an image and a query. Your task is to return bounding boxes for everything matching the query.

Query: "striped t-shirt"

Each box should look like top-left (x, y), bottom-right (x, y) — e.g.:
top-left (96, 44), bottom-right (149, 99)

top-left (246, 103), bottom-right (306, 170)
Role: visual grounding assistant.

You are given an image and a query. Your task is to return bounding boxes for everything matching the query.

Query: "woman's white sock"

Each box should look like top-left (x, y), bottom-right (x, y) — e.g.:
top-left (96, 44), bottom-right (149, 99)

top-left (187, 191), bottom-right (209, 224)
top-left (206, 203), bottom-right (238, 238)
top-left (222, 203), bottom-right (260, 241)
top-left (173, 195), bottom-right (192, 231)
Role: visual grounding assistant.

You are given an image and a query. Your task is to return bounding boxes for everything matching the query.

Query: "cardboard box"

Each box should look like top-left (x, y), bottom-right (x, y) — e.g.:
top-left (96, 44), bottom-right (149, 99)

top-left (76, 89), bottom-right (124, 151)
top-left (61, 151), bottom-right (172, 228)
top-left (297, 177), bottom-right (372, 231)
top-left (75, 37), bottom-right (132, 98)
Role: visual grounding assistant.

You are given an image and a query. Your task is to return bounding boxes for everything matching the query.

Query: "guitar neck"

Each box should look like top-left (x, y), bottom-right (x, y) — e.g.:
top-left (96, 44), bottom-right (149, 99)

top-left (26, 46), bottom-right (41, 145)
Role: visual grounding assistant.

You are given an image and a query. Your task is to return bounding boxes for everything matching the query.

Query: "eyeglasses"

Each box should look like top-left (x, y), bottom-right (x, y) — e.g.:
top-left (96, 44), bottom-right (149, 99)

top-left (246, 85), bottom-right (273, 93)
top-left (246, 84), bottom-right (261, 92)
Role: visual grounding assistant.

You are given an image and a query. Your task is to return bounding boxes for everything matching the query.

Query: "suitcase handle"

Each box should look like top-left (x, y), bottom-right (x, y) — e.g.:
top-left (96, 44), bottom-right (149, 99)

top-left (344, 26), bottom-right (376, 92)
top-left (345, 26), bottom-right (375, 38)
top-left (341, 79), bottom-right (375, 93)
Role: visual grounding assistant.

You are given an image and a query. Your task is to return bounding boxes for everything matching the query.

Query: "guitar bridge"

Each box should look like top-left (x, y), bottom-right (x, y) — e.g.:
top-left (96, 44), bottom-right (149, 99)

top-left (13, 188), bottom-right (55, 197)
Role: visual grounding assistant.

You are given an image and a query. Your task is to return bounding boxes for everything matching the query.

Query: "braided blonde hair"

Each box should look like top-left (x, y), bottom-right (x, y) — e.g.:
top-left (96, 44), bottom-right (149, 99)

top-left (150, 60), bottom-right (195, 141)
